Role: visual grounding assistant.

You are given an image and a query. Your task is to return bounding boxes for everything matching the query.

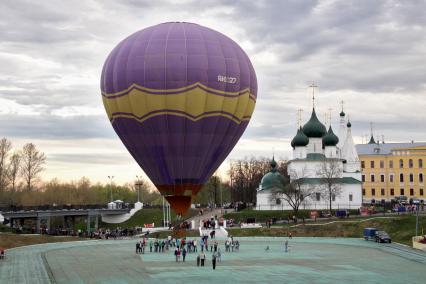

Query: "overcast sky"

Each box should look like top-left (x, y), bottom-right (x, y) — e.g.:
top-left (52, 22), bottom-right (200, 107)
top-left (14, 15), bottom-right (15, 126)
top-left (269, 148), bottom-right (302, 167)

top-left (1, 0), bottom-right (425, 185)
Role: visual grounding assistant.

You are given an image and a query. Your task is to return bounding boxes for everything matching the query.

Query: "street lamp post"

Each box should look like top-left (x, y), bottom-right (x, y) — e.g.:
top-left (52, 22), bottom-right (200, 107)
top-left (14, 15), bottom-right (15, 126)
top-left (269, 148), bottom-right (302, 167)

top-left (135, 175), bottom-right (143, 203)
top-left (108, 176), bottom-right (114, 203)
top-left (220, 180), bottom-right (223, 215)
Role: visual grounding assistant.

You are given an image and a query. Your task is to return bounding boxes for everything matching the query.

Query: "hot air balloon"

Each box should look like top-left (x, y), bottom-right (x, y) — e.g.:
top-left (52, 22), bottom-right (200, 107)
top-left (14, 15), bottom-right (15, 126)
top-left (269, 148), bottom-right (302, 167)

top-left (101, 22), bottom-right (257, 215)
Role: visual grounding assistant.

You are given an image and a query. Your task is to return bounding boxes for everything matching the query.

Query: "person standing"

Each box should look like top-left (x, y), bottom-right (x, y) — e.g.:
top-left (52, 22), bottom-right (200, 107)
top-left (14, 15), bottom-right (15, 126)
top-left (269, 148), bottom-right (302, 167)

top-left (182, 248), bottom-right (187, 262)
top-left (284, 240), bottom-right (289, 252)
top-left (136, 242), bottom-right (140, 254)
top-left (200, 252), bottom-right (206, 266)
top-left (149, 239), bottom-right (153, 252)
top-left (212, 252), bottom-right (217, 270)
top-left (196, 254), bottom-right (200, 267)
top-left (174, 248), bottom-right (180, 262)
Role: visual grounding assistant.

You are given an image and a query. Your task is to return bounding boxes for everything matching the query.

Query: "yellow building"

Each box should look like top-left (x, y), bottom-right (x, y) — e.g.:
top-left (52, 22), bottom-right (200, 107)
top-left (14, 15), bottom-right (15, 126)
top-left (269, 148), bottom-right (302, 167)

top-left (356, 139), bottom-right (426, 203)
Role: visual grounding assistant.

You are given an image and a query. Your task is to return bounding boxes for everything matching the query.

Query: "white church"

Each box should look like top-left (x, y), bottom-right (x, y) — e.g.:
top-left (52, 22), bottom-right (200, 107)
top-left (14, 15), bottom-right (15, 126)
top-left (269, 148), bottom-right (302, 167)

top-left (256, 105), bottom-right (363, 211)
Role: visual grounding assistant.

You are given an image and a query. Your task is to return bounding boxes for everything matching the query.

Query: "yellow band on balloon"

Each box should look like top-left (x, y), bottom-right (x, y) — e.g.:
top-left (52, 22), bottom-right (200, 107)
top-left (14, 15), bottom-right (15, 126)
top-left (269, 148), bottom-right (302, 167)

top-left (102, 82), bottom-right (256, 101)
top-left (103, 85), bottom-right (256, 125)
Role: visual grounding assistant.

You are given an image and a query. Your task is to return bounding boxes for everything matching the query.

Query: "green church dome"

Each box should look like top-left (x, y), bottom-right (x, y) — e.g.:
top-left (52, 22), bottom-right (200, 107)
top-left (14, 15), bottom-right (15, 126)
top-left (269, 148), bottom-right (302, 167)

top-left (322, 126), bottom-right (339, 147)
top-left (291, 127), bottom-right (309, 148)
top-left (259, 158), bottom-right (286, 191)
top-left (302, 108), bottom-right (327, 138)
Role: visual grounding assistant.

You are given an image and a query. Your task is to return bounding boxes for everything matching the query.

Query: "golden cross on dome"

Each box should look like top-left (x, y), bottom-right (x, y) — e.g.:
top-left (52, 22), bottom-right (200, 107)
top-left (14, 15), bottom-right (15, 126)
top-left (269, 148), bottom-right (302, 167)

top-left (309, 82), bottom-right (318, 108)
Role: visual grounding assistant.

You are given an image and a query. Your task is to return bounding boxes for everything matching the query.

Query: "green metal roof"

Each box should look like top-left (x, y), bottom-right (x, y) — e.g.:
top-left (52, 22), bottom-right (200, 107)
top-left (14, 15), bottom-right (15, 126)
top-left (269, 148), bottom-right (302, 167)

top-left (302, 108), bottom-right (327, 138)
top-left (291, 127), bottom-right (309, 148)
top-left (322, 126), bottom-right (339, 146)
top-left (296, 177), bottom-right (362, 184)
top-left (259, 157), bottom-right (287, 191)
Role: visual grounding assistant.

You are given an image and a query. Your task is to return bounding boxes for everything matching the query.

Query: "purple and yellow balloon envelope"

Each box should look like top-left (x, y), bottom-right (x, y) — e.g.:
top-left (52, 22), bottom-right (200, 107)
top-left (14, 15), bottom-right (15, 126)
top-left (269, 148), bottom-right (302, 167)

top-left (101, 22), bottom-right (257, 214)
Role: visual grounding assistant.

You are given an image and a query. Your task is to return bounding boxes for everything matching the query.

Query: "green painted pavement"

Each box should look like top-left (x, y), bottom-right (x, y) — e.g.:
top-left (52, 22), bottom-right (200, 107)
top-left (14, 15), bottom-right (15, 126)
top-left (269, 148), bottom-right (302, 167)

top-left (0, 238), bottom-right (425, 283)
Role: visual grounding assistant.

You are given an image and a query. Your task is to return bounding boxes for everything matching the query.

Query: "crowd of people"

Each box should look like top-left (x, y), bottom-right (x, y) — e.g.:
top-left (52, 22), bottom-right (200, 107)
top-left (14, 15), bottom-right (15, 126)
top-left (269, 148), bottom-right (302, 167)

top-left (134, 234), bottom-right (242, 270)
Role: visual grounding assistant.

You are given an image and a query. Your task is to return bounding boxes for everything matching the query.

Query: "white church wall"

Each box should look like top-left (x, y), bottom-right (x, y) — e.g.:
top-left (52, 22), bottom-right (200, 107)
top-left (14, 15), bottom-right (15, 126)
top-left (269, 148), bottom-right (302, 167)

top-left (256, 182), bottom-right (362, 211)
top-left (306, 138), bottom-right (322, 154)
top-left (324, 146), bottom-right (339, 158)
top-left (293, 147), bottom-right (307, 159)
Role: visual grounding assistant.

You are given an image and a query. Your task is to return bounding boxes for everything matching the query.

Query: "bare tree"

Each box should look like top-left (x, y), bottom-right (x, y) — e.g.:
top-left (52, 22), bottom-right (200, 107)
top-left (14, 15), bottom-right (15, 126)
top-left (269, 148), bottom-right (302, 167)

top-left (317, 160), bottom-right (342, 211)
top-left (0, 138), bottom-right (12, 192)
top-left (272, 167), bottom-right (313, 215)
top-left (8, 152), bottom-right (21, 192)
top-left (21, 143), bottom-right (46, 191)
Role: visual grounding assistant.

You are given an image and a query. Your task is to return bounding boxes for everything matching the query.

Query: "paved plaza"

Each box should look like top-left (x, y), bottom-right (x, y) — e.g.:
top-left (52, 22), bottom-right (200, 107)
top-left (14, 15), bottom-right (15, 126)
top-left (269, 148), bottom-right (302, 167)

top-left (0, 237), bottom-right (425, 284)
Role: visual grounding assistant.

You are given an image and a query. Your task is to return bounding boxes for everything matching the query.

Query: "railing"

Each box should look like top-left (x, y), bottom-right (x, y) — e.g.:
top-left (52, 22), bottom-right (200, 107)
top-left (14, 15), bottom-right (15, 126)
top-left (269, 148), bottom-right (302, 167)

top-left (0, 204), bottom-right (131, 212)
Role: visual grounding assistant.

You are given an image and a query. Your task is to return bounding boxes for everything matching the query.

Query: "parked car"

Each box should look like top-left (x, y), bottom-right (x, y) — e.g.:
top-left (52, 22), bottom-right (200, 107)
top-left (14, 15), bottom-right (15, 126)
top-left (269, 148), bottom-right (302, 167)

top-left (375, 231), bottom-right (391, 243)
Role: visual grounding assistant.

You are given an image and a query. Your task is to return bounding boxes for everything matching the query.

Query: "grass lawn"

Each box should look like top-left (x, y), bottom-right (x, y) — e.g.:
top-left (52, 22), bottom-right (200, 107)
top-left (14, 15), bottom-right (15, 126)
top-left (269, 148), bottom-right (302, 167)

top-left (0, 233), bottom-right (83, 250)
top-left (225, 215), bottom-right (426, 246)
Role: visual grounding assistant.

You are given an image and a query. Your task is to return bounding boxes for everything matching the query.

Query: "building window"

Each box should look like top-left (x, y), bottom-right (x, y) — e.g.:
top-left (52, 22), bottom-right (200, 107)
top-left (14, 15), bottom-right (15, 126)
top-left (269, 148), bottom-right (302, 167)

top-left (370, 161), bottom-right (375, 168)
top-left (381, 188), bottom-right (385, 196)
top-left (362, 188), bottom-right (366, 196)
top-left (419, 159), bottom-right (423, 168)
top-left (380, 160), bottom-right (384, 168)
top-left (389, 160), bottom-right (393, 168)
top-left (390, 175), bottom-right (394, 183)
top-left (399, 159), bottom-right (404, 168)
top-left (349, 194), bottom-right (353, 201)
top-left (362, 175), bottom-right (365, 182)
top-left (316, 192), bottom-right (321, 201)
top-left (371, 174), bottom-right (375, 182)
top-left (420, 188), bottom-right (424, 196)
top-left (276, 198), bottom-right (281, 205)
top-left (390, 188), bottom-right (394, 196)
top-left (410, 188), bottom-right (414, 196)
top-left (409, 159), bottom-right (413, 168)
top-left (400, 188), bottom-right (404, 195)
top-left (361, 161), bottom-right (365, 168)
top-left (400, 173), bottom-right (404, 182)
top-left (420, 173), bottom-right (423, 183)
top-left (332, 194), bottom-right (336, 201)
top-left (380, 174), bottom-right (385, 182)
top-left (409, 174), bottom-right (414, 183)
top-left (371, 188), bottom-right (376, 196)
